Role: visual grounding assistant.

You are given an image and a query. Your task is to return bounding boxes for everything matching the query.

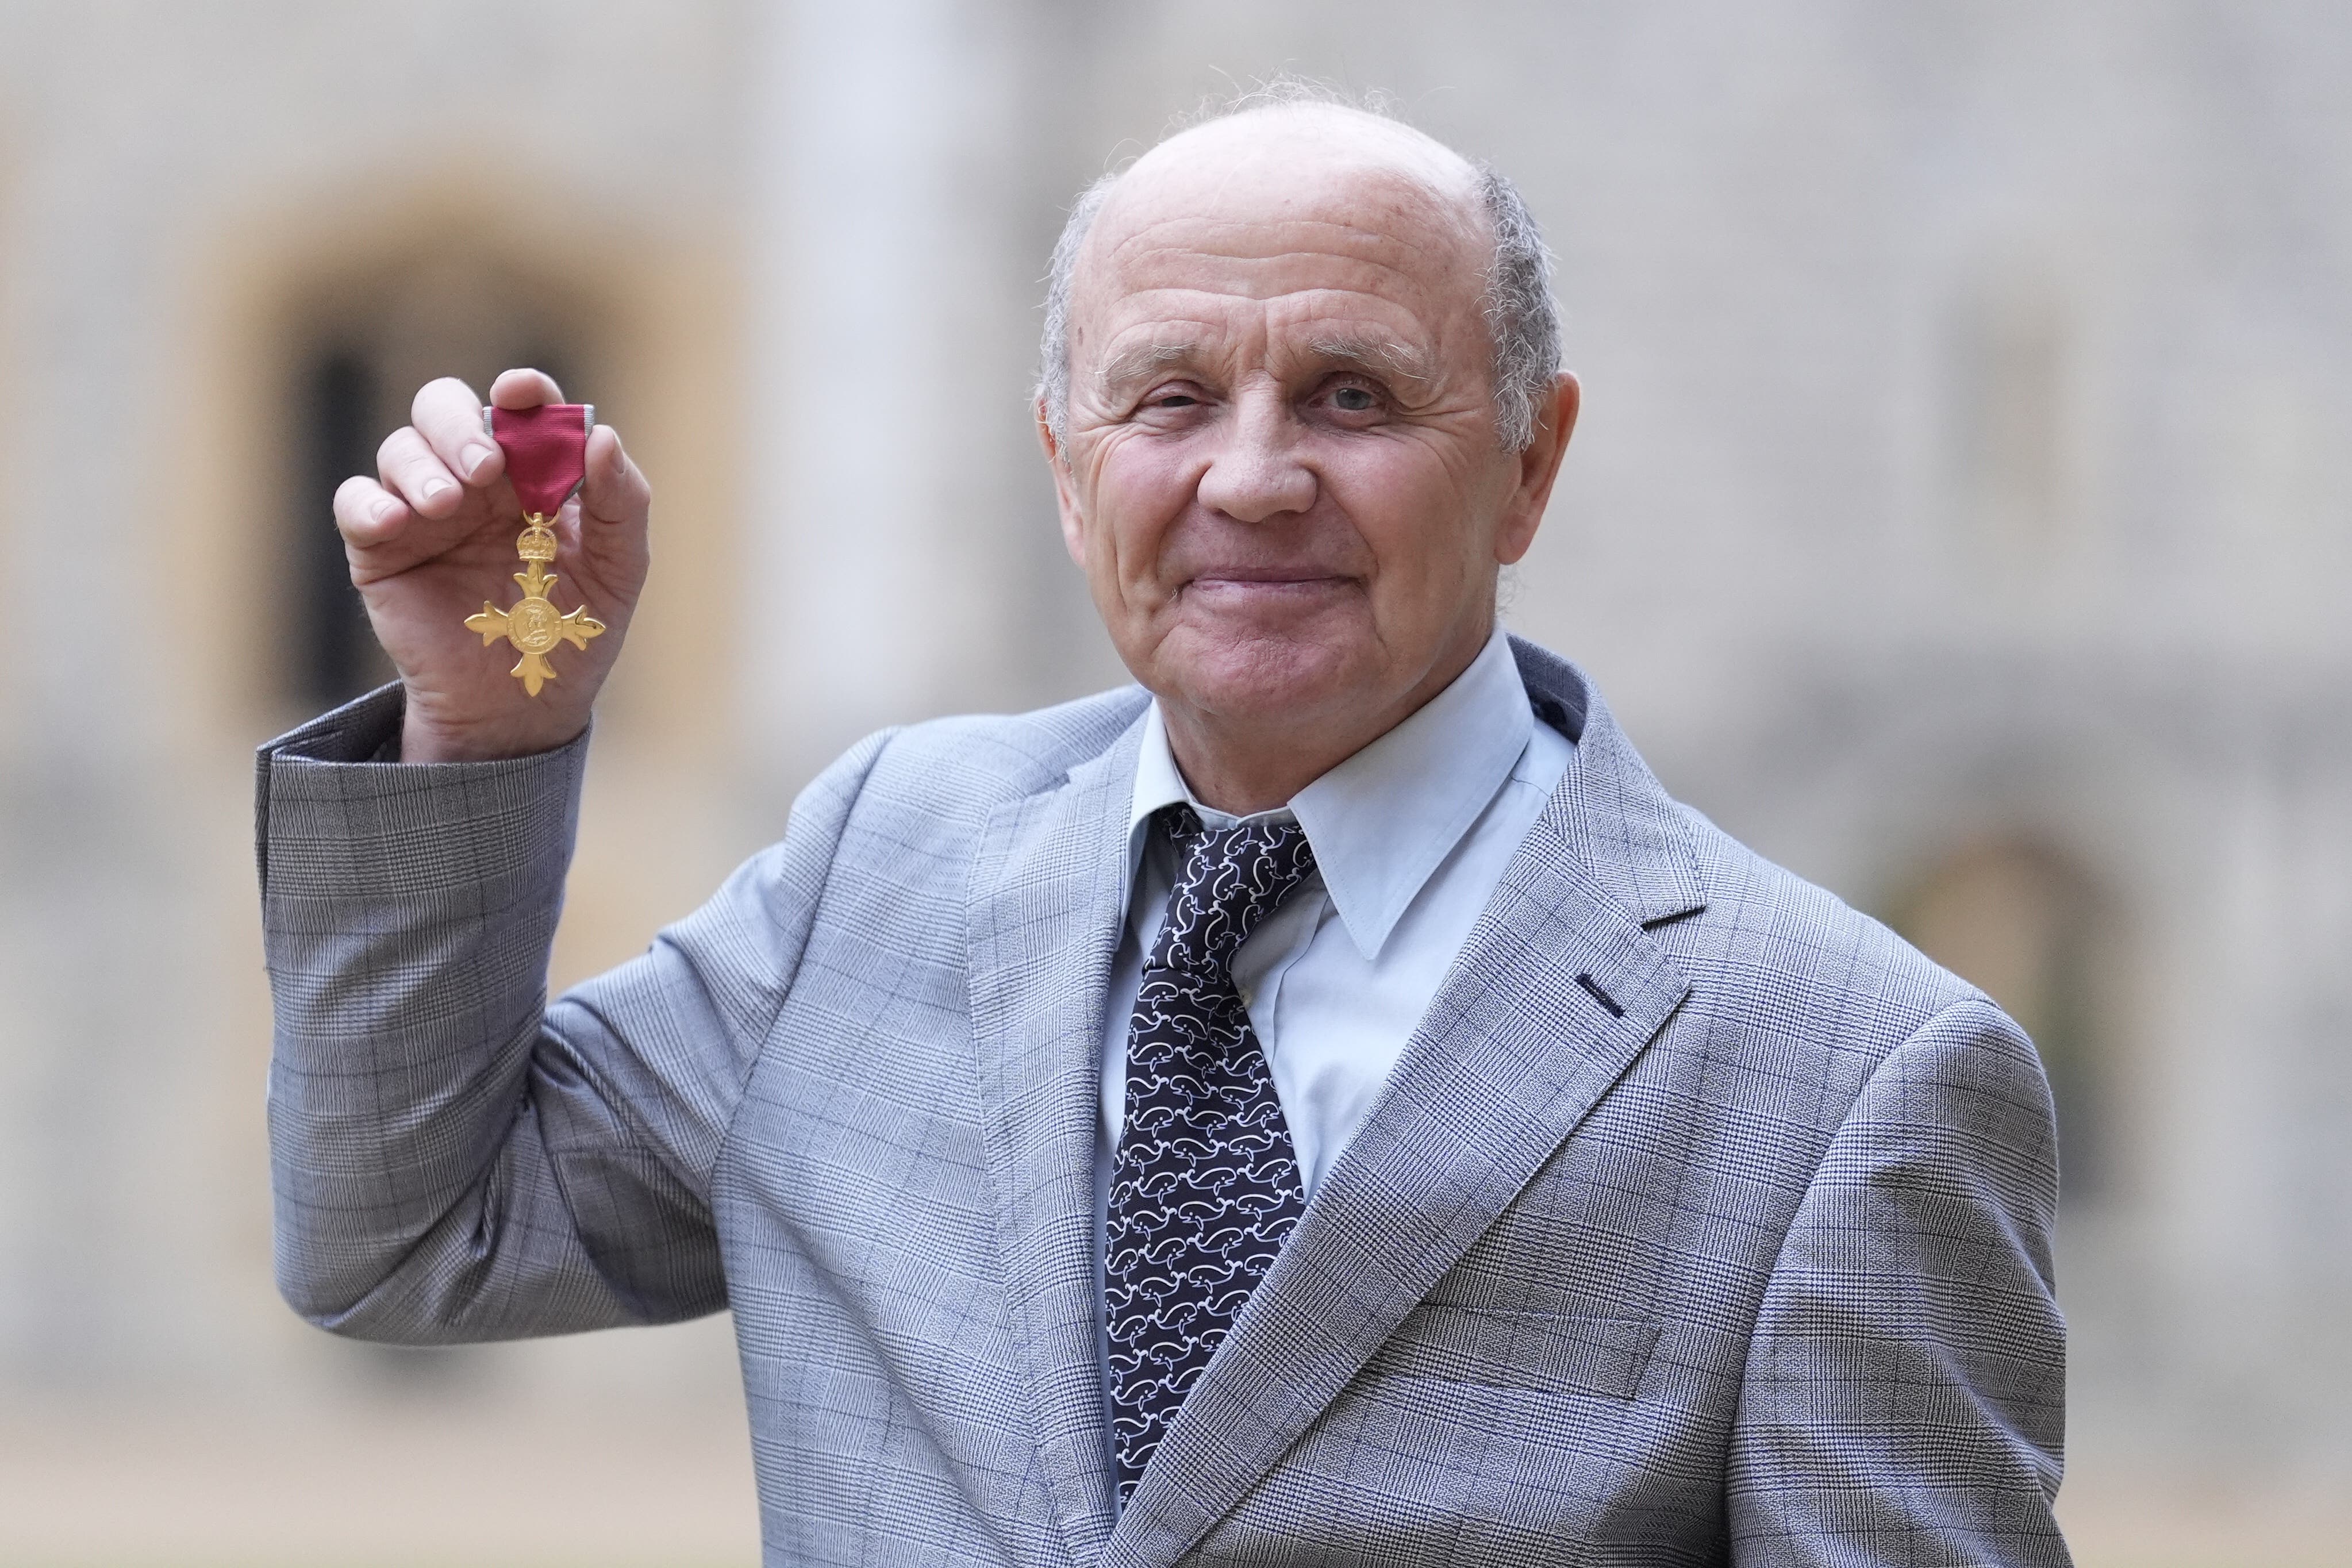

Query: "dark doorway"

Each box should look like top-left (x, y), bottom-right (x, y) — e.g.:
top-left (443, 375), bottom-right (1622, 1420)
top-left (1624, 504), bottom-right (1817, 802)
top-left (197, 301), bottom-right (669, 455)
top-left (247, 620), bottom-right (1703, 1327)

top-left (1889, 839), bottom-right (2115, 1201)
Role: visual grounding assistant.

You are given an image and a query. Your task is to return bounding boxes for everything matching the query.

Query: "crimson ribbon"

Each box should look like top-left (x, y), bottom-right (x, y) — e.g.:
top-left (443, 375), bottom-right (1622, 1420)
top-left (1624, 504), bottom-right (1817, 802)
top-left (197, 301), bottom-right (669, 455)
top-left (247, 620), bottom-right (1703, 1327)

top-left (488, 402), bottom-right (594, 518)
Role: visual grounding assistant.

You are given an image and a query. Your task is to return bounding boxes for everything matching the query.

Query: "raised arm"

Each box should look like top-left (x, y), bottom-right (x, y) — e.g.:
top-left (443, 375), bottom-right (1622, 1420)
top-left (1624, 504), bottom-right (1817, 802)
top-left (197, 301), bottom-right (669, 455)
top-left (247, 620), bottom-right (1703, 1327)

top-left (262, 366), bottom-right (870, 1342)
top-left (259, 689), bottom-right (890, 1342)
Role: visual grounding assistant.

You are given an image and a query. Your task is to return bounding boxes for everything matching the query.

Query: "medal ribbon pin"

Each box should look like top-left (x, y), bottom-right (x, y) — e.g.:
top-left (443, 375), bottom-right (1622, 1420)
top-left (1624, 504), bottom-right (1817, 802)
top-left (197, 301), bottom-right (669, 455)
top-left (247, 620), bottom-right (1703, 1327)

top-left (463, 402), bottom-right (606, 696)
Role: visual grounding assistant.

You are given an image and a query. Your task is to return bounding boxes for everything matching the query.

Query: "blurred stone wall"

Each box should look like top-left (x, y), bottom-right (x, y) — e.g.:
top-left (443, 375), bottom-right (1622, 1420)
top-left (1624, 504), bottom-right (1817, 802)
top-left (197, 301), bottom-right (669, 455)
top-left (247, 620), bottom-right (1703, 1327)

top-left (0, 0), bottom-right (2345, 1559)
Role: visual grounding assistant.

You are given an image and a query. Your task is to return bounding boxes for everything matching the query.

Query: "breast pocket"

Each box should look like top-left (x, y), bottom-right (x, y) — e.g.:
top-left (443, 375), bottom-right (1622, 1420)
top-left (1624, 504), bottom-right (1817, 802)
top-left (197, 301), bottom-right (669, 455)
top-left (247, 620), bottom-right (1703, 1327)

top-left (1368, 1302), bottom-right (1661, 1401)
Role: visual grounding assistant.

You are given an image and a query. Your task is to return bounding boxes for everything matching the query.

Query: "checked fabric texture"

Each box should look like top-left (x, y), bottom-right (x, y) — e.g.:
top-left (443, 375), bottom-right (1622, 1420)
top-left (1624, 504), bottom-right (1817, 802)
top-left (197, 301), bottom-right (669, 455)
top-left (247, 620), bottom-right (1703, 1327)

top-left (256, 636), bottom-right (2072, 1566)
top-left (1106, 805), bottom-right (1318, 1502)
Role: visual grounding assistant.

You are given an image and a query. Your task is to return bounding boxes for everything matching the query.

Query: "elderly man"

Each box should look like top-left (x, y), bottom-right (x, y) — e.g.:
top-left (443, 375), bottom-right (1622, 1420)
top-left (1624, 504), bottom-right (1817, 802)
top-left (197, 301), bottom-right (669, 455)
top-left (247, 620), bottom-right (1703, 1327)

top-left (259, 96), bottom-right (2070, 1566)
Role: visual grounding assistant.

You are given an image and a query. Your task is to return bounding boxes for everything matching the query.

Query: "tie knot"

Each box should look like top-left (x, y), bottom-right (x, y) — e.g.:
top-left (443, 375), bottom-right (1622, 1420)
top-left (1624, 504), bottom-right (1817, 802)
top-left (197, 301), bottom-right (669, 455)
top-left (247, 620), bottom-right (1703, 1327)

top-left (1149, 804), bottom-right (1318, 975)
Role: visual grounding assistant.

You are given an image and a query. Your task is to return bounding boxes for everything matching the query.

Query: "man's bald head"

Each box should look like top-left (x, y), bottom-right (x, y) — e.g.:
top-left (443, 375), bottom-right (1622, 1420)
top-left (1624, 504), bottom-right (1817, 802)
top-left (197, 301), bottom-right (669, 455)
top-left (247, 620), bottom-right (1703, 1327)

top-left (1037, 87), bottom-right (1560, 452)
top-left (1109, 99), bottom-right (1485, 232)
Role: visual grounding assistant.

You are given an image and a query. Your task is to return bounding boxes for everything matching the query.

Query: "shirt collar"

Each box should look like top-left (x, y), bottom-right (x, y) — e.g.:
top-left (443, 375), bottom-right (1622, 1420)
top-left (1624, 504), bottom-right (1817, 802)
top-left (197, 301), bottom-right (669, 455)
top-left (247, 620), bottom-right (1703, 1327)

top-left (1124, 625), bottom-right (1534, 961)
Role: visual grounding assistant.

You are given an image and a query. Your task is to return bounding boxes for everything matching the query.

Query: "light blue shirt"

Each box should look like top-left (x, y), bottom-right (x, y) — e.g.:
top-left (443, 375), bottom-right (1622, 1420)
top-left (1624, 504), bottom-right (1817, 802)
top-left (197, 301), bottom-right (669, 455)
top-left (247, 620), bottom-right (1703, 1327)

top-left (1100, 627), bottom-right (1574, 1198)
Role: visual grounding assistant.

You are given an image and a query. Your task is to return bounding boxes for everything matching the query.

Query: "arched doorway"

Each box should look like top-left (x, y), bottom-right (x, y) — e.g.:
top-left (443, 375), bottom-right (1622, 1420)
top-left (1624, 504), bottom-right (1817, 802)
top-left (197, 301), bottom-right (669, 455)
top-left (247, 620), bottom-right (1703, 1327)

top-left (1889, 839), bottom-right (2116, 1201)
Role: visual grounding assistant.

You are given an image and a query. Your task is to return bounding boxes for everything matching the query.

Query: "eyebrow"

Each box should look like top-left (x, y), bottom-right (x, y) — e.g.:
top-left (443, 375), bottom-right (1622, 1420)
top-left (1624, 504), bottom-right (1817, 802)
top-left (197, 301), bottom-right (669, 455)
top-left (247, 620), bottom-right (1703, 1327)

top-left (1304, 333), bottom-right (1439, 395)
top-left (1093, 332), bottom-right (1441, 400)
top-left (1095, 341), bottom-right (1197, 397)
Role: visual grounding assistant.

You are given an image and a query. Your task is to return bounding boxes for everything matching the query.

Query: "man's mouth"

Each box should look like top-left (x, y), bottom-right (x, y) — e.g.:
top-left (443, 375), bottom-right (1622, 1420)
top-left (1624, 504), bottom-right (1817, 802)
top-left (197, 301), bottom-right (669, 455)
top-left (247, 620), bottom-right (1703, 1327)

top-left (1183, 568), bottom-right (1348, 590)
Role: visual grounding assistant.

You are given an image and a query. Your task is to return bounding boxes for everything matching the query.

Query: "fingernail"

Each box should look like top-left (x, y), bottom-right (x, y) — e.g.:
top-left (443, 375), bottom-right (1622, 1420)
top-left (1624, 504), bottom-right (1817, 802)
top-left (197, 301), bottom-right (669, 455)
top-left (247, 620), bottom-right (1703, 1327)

top-left (461, 443), bottom-right (497, 481)
top-left (421, 478), bottom-right (456, 504)
top-left (370, 497), bottom-right (399, 524)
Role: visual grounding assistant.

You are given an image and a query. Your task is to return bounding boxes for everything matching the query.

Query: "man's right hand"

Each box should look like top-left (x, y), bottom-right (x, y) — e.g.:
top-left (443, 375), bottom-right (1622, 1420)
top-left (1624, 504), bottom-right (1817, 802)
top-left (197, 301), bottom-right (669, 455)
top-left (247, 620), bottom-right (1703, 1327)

top-left (332, 368), bottom-right (651, 763)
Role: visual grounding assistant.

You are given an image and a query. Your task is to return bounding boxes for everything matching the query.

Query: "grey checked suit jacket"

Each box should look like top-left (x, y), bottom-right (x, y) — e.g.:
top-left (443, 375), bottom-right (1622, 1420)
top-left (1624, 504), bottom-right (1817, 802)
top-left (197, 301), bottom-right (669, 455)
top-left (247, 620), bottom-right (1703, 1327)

top-left (257, 638), bottom-right (2069, 1567)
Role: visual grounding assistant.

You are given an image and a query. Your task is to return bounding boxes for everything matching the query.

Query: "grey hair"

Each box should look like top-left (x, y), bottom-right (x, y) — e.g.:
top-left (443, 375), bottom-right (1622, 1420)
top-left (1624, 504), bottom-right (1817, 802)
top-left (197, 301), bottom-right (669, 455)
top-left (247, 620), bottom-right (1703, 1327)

top-left (1035, 81), bottom-right (1562, 452)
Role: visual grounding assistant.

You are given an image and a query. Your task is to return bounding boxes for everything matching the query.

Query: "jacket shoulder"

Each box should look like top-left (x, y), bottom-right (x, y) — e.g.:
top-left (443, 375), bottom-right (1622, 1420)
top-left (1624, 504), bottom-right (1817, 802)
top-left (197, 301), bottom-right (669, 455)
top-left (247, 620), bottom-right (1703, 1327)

top-left (1669, 803), bottom-right (1989, 1058)
top-left (835, 683), bottom-right (1148, 829)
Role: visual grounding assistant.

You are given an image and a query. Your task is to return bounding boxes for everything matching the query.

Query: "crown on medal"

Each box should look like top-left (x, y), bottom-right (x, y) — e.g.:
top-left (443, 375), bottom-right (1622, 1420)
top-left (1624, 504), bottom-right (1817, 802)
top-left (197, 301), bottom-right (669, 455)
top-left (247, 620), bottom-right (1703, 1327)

top-left (516, 518), bottom-right (559, 562)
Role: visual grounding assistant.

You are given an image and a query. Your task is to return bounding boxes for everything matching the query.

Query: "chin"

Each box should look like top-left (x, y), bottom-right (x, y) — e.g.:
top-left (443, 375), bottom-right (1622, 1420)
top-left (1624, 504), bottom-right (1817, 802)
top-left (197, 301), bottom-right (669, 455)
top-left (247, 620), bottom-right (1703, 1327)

top-left (1156, 631), bottom-right (1368, 724)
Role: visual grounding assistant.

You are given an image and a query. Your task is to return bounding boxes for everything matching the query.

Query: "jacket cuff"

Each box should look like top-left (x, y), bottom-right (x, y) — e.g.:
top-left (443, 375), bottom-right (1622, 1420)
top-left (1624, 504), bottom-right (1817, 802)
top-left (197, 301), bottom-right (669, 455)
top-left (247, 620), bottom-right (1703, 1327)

top-left (253, 682), bottom-right (591, 901)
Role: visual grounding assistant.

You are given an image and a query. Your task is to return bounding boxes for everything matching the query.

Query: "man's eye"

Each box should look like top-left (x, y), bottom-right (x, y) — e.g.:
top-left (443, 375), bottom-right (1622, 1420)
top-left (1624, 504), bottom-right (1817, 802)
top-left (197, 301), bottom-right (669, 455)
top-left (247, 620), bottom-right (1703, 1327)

top-left (1151, 393), bottom-right (1198, 409)
top-left (1331, 386), bottom-right (1377, 412)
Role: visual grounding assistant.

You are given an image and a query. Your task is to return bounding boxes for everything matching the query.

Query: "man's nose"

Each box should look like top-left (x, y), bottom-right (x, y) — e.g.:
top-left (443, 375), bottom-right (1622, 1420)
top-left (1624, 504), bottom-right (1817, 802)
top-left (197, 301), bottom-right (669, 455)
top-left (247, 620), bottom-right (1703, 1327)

top-left (1195, 389), bottom-right (1316, 522)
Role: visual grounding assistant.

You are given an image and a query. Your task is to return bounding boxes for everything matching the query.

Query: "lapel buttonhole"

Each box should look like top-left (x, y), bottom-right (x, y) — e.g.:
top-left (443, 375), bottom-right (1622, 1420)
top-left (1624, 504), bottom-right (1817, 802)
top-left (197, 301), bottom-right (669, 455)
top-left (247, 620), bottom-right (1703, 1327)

top-left (1574, 971), bottom-right (1625, 1018)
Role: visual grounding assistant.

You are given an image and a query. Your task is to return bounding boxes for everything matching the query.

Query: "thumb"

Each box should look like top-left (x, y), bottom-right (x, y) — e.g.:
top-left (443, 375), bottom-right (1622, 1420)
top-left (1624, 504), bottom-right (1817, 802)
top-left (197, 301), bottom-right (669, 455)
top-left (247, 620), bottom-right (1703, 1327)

top-left (581, 425), bottom-right (649, 526)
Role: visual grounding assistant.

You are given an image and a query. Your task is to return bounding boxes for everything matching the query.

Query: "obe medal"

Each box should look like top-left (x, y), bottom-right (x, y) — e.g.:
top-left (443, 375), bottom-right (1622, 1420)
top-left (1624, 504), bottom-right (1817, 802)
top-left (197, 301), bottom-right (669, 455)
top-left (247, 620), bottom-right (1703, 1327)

top-left (462, 402), bottom-right (606, 697)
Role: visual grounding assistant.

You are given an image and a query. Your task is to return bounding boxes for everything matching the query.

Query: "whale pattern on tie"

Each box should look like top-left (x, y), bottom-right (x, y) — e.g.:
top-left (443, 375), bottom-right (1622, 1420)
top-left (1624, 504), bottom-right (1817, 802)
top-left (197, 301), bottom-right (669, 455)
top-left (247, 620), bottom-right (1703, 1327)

top-left (1105, 804), bottom-right (1319, 1504)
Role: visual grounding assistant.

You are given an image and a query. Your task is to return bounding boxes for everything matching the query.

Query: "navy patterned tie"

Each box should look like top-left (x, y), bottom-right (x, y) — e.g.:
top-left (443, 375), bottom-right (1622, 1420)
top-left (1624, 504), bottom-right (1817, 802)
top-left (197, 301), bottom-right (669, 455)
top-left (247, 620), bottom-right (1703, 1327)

top-left (1105, 804), bottom-right (1319, 1503)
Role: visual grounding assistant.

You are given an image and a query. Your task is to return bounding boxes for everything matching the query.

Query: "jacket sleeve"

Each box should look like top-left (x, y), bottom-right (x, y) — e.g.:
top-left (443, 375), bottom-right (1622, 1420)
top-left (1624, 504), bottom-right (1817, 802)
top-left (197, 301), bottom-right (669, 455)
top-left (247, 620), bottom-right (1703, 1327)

top-left (257, 683), bottom-right (889, 1343)
top-left (1725, 995), bottom-right (2073, 1567)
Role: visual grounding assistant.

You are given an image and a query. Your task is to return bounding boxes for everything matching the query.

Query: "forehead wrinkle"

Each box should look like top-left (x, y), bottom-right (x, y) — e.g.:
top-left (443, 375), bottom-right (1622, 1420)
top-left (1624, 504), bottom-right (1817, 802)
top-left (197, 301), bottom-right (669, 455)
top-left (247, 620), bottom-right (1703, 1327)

top-left (1088, 289), bottom-right (1466, 399)
top-left (1090, 248), bottom-right (1466, 339)
top-left (1105, 213), bottom-right (1471, 285)
top-left (1086, 156), bottom-right (1488, 296)
top-left (1071, 112), bottom-right (1492, 339)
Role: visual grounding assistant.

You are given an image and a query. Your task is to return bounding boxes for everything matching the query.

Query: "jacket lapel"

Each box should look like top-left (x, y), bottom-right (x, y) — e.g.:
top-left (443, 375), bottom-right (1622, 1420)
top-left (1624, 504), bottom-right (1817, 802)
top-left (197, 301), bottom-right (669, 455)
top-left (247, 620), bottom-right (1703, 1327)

top-left (967, 714), bottom-right (1147, 1565)
top-left (1105, 652), bottom-right (1707, 1568)
top-left (1511, 637), bottom-right (1708, 931)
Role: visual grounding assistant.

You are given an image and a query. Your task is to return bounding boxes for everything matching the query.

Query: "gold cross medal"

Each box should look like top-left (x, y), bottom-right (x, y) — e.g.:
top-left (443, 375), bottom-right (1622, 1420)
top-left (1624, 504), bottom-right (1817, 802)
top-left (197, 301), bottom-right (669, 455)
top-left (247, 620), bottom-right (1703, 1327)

top-left (463, 402), bottom-right (605, 696)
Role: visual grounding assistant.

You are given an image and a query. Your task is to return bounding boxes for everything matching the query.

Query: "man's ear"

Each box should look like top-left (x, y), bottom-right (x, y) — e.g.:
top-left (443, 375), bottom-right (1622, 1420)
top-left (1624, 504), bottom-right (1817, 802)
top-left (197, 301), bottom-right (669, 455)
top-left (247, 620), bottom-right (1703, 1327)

top-left (1037, 396), bottom-right (1089, 568)
top-left (1494, 372), bottom-right (1580, 566)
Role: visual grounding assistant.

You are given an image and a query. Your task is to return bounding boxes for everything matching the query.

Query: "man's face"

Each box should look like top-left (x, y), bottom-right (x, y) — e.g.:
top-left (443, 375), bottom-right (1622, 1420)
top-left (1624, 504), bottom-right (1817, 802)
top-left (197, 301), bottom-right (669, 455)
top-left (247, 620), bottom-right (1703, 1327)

top-left (1044, 112), bottom-right (1574, 750)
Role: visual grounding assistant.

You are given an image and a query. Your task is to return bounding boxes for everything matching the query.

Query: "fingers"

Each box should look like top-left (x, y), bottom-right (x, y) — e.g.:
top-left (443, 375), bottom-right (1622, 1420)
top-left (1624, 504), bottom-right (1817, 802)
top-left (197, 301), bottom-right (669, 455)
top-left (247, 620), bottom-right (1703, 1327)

top-left (394, 367), bottom-right (570, 498)
top-left (342, 367), bottom-right (599, 558)
top-left (410, 376), bottom-right (503, 487)
top-left (334, 474), bottom-right (408, 549)
top-left (376, 425), bottom-right (466, 518)
top-left (489, 367), bottom-right (564, 409)
top-left (580, 425), bottom-right (651, 525)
